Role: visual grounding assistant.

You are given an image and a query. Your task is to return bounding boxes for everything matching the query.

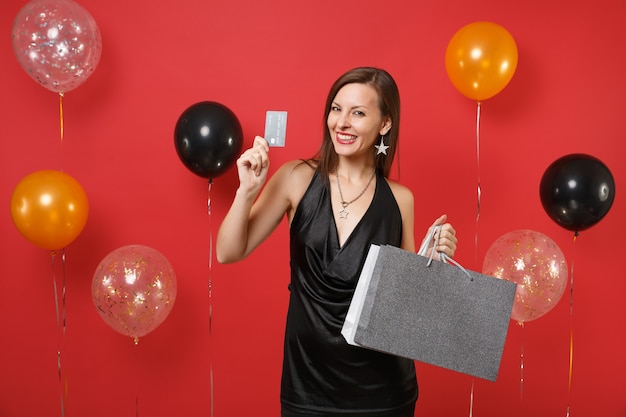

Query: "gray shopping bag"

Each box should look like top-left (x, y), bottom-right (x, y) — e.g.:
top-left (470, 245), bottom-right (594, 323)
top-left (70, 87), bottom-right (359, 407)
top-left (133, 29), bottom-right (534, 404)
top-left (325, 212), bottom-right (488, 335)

top-left (344, 244), bottom-right (516, 381)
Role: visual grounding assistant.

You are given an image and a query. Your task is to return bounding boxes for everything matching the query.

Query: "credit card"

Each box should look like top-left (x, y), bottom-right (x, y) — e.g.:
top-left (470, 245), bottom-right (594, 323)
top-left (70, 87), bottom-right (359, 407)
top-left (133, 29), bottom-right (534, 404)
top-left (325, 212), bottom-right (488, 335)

top-left (264, 111), bottom-right (287, 147)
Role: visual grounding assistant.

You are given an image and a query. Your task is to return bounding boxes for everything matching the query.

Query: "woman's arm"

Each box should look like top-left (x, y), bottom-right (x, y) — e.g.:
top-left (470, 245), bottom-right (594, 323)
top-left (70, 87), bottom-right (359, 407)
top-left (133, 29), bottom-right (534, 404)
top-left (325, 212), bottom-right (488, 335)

top-left (389, 180), bottom-right (457, 258)
top-left (216, 136), bottom-right (290, 264)
top-left (216, 137), bottom-right (313, 264)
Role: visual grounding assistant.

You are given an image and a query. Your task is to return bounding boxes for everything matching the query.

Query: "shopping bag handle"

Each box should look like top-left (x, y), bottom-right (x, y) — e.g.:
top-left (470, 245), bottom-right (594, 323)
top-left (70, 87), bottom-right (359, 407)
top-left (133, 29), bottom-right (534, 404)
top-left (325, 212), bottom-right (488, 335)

top-left (417, 225), bottom-right (473, 281)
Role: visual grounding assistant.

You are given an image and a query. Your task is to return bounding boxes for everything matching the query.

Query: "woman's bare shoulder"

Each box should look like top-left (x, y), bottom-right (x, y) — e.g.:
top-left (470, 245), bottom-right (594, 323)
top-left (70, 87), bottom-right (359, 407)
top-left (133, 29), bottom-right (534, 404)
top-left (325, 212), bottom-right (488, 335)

top-left (386, 178), bottom-right (414, 205)
top-left (274, 159), bottom-right (318, 184)
top-left (271, 159), bottom-right (318, 215)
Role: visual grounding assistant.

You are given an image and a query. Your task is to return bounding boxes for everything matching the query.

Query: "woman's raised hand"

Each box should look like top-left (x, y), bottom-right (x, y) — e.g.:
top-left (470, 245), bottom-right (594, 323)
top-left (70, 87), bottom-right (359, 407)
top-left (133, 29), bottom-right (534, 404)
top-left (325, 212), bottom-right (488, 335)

top-left (236, 136), bottom-right (270, 194)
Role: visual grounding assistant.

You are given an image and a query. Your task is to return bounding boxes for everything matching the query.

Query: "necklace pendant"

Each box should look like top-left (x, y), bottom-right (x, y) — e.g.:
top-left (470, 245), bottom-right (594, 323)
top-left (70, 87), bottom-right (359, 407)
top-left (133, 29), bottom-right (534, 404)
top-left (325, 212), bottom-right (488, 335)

top-left (334, 170), bottom-right (375, 221)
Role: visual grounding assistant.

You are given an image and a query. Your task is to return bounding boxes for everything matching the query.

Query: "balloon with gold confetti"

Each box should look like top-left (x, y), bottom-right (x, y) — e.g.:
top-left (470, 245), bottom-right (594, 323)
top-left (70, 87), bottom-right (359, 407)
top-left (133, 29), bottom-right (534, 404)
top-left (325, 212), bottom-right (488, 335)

top-left (92, 244), bottom-right (177, 344)
top-left (482, 230), bottom-right (568, 323)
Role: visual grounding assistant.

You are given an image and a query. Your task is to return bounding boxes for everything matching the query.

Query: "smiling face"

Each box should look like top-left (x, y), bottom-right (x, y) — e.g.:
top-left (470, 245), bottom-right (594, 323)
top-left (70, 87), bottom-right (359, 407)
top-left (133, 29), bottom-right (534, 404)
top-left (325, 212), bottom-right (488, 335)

top-left (327, 83), bottom-right (391, 159)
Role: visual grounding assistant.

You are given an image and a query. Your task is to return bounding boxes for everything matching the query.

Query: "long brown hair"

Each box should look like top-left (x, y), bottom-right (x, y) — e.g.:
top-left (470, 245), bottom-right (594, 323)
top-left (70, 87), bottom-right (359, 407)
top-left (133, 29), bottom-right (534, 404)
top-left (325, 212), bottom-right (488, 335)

top-left (314, 67), bottom-right (401, 179)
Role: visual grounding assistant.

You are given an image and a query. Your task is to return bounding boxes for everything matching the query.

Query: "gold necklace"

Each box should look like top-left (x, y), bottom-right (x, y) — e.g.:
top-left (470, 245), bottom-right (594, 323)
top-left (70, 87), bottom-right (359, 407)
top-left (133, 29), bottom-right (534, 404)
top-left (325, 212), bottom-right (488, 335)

top-left (335, 170), bottom-right (376, 220)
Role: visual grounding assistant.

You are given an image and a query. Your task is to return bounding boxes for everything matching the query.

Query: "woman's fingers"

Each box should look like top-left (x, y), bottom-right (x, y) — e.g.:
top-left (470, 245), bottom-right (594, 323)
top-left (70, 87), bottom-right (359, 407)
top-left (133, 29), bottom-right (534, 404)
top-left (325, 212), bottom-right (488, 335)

top-left (434, 220), bottom-right (457, 258)
top-left (239, 136), bottom-right (270, 176)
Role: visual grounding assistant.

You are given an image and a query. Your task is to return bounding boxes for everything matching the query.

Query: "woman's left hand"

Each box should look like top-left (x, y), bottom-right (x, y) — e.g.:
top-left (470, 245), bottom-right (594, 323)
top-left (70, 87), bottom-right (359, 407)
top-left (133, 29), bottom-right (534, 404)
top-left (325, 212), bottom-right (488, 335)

top-left (423, 214), bottom-right (457, 259)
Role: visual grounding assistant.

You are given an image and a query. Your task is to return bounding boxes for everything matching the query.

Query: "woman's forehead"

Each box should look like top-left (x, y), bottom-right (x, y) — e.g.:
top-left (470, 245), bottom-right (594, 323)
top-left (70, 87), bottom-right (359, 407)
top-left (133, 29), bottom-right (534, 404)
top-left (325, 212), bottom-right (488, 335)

top-left (333, 83), bottom-right (379, 107)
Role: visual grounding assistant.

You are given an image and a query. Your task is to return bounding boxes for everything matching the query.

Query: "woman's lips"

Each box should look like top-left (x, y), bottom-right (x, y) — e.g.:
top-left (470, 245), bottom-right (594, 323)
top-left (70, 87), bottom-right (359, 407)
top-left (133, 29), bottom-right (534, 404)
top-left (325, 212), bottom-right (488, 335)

top-left (336, 132), bottom-right (357, 144)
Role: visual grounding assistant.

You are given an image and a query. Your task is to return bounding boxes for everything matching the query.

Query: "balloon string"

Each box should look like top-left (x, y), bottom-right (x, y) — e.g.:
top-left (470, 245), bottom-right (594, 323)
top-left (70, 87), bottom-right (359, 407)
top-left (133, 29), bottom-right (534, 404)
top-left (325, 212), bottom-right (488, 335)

top-left (51, 250), bottom-right (67, 417)
top-left (208, 178), bottom-right (215, 417)
top-left (474, 101), bottom-right (482, 265)
top-left (519, 321), bottom-right (524, 401)
top-left (134, 342), bottom-right (140, 417)
top-left (61, 249), bottom-right (67, 336)
top-left (467, 100), bottom-right (481, 417)
top-left (208, 178), bottom-right (213, 292)
top-left (59, 92), bottom-right (65, 171)
top-left (468, 378), bottom-right (474, 417)
top-left (566, 232), bottom-right (578, 416)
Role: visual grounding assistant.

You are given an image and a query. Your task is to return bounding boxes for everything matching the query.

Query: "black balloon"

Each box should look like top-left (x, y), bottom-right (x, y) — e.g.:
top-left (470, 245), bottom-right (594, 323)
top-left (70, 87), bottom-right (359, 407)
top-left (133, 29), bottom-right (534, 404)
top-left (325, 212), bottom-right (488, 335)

top-left (174, 101), bottom-right (243, 179)
top-left (539, 154), bottom-right (615, 232)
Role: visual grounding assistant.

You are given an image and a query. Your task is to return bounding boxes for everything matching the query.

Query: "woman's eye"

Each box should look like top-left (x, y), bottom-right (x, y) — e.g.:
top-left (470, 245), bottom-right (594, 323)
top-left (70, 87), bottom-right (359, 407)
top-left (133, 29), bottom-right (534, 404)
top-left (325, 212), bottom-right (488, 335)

top-left (353, 110), bottom-right (365, 116)
top-left (331, 106), bottom-right (341, 112)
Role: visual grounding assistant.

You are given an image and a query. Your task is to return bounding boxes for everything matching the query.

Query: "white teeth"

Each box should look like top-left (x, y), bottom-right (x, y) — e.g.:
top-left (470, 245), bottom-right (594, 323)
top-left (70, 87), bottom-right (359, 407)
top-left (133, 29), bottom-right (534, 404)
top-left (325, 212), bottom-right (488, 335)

top-left (337, 133), bottom-right (356, 141)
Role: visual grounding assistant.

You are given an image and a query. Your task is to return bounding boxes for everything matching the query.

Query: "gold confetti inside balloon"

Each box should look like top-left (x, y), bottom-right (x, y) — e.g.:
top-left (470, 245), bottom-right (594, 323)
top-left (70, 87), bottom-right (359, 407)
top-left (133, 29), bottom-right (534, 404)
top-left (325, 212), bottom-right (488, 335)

top-left (483, 230), bottom-right (567, 323)
top-left (92, 245), bottom-right (177, 343)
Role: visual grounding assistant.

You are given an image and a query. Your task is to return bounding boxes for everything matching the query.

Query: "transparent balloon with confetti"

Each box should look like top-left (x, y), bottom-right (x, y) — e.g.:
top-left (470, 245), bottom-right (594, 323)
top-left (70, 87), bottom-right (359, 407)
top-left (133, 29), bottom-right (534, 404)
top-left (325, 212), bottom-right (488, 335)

top-left (11, 0), bottom-right (102, 94)
top-left (92, 245), bottom-right (177, 344)
top-left (482, 230), bottom-right (568, 323)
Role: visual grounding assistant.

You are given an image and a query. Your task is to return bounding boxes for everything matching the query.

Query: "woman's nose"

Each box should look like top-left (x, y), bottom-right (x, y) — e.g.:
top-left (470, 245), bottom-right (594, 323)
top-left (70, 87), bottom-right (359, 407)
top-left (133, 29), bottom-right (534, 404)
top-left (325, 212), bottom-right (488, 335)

top-left (337, 111), bottom-right (350, 127)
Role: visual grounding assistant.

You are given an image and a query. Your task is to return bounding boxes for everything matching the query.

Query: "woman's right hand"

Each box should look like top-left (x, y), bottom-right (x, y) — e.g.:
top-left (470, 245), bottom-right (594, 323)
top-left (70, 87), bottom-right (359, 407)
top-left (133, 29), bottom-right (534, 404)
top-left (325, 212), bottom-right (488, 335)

top-left (236, 135), bottom-right (270, 194)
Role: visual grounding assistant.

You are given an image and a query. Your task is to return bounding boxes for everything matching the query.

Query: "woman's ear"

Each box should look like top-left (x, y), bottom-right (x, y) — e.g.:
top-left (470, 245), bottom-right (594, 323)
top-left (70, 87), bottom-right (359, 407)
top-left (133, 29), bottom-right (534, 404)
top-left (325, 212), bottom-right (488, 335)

top-left (380, 117), bottom-right (392, 136)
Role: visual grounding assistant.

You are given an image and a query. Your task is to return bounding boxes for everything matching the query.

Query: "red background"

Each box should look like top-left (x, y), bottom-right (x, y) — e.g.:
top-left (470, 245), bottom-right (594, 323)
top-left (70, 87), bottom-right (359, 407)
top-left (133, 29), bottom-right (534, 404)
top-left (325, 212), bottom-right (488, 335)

top-left (1, 0), bottom-right (625, 416)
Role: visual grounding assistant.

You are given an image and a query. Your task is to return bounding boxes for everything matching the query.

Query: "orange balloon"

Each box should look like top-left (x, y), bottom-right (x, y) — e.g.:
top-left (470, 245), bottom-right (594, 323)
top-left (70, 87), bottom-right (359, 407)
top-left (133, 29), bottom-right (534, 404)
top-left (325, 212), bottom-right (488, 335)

top-left (445, 21), bottom-right (518, 101)
top-left (10, 170), bottom-right (89, 250)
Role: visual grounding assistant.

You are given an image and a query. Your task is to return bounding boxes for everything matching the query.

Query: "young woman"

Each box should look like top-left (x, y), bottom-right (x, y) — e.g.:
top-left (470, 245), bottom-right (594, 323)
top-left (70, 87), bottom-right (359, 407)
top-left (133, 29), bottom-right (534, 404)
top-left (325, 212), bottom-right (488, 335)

top-left (217, 67), bottom-right (458, 416)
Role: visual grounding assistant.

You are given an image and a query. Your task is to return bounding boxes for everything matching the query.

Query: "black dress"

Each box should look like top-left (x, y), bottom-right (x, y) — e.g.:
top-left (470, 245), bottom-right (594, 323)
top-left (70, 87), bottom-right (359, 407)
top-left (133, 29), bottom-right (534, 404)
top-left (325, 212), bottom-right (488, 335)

top-left (281, 170), bottom-right (418, 417)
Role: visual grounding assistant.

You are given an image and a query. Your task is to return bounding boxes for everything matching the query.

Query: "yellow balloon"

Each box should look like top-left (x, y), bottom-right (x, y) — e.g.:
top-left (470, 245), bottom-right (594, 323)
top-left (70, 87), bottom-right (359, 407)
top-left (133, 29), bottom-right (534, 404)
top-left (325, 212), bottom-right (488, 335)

top-left (445, 21), bottom-right (518, 101)
top-left (10, 170), bottom-right (89, 250)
